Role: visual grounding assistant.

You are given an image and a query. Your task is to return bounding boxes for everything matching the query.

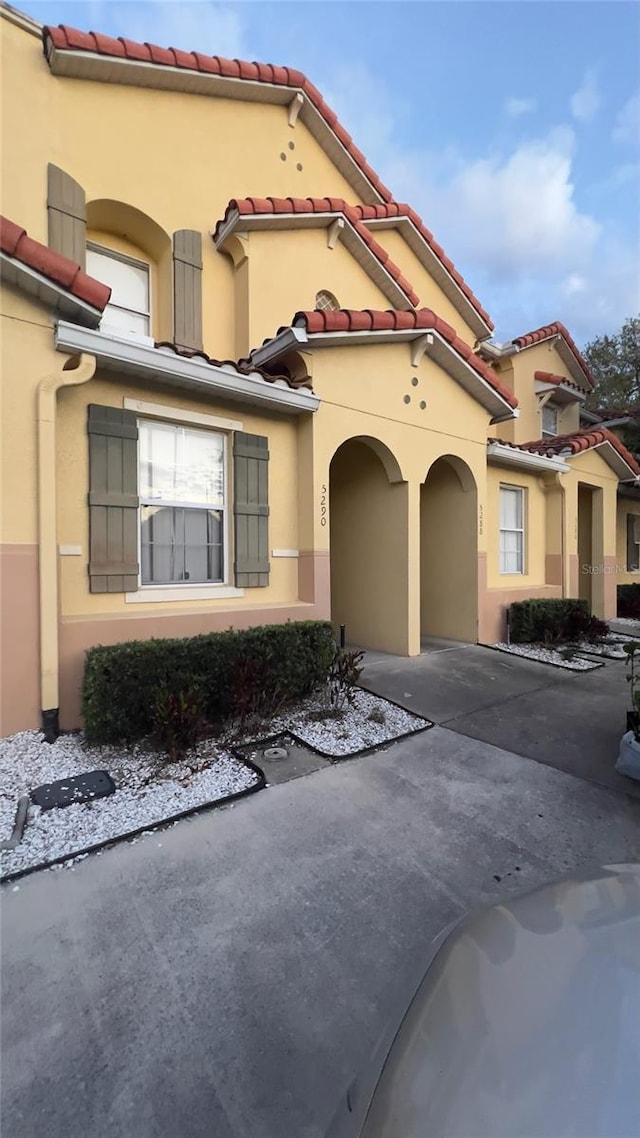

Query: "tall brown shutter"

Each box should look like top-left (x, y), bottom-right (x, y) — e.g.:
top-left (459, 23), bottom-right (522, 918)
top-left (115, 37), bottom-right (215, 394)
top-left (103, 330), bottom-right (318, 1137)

top-left (173, 229), bottom-right (203, 351)
top-left (233, 433), bottom-right (269, 587)
top-left (628, 514), bottom-right (640, 571)
top-left (47, 164), bottom-right (86, 267)
top-left (88, 405), bottom-right (139, 593)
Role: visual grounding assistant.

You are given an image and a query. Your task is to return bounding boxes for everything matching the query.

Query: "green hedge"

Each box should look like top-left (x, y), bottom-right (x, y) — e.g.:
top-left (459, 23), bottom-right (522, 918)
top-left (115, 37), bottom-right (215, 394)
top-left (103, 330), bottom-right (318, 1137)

top-left (509, 598), bottom-right (592, 644)
top-left (618, 584), bottom-right (640, 619)
top-left (82, 620), bottom-right (336, 745)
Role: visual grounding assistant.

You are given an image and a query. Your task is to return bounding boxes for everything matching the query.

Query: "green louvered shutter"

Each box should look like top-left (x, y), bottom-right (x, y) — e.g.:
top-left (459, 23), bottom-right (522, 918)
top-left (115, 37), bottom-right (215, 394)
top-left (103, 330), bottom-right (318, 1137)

top-left (233, 433), bottom-right (269, 587)
top-left (88, 405), bottom-right (139, 593)
top-left (47, 164), bottom-right (86, 267)
top-left (173, 229), bottom-right (203, 351)
top-left (628, 514), bottom-right (640, 571)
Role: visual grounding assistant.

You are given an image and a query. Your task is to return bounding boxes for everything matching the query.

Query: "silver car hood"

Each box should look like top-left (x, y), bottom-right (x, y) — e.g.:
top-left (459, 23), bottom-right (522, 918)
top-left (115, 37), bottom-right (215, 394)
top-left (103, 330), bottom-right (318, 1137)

top-left (359, 865), bottom-right (640, 1138)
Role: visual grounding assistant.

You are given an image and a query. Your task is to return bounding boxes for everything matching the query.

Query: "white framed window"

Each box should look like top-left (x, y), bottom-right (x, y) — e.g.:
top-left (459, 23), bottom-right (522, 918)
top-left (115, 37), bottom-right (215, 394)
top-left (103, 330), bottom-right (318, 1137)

top-left (86, 243), bottom-right (151, 337)
top-left (138, 419), bottom-right (226, 586)
top-left (541, 401), bottom-right (559, 438)
top-left (315, 289), bottom-right (340, 312)
top-left (628, 514), bottom-right (640, 572)
top-left (500, 485), bottom-right (525, 574)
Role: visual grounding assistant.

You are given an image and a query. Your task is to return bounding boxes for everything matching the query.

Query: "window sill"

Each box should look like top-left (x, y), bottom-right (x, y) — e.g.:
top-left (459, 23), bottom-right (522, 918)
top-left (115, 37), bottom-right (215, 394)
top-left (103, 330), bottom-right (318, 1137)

top-left (125, 584), bottom-right (245, 604)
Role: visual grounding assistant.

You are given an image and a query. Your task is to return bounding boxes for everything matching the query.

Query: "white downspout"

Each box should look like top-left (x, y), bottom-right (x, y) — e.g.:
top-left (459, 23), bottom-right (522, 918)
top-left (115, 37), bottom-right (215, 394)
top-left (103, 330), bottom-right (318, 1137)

top-left (37, 352), bottom-right (96, 740)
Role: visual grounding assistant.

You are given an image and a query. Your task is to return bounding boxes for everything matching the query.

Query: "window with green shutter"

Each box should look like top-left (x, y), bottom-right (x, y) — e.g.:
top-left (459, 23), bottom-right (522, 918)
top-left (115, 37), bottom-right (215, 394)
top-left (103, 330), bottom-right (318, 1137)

top-left (47, 164), bottom-right (86, 267)
top-left (233, 433), bottom-right (270, 587)
top-left (88, 405), bottom-right (139, 593)
top-left (173, 230), bottom-right (203, 351)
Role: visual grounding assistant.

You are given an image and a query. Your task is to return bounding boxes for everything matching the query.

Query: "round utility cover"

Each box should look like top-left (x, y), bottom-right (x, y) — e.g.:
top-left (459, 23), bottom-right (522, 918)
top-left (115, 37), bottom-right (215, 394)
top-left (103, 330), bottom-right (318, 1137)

top-left (263, 746), bottom-right (288, 760)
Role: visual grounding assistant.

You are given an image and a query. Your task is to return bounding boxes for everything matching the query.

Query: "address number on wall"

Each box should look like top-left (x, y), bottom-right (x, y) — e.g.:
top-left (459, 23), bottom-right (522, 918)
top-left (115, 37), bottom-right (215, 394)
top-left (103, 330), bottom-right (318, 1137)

top-left (320, 484), bottom-right (328, 527)
top-left (478, 504), bottom-right (484, 535)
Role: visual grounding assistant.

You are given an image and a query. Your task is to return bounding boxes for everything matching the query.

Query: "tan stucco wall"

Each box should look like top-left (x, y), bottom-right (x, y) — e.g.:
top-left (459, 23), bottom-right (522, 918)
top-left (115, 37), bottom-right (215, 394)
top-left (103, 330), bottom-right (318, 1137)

top-left (509, 342), bottom-right (583, 443)
top-left (364, 227), bottom-right (479, 347)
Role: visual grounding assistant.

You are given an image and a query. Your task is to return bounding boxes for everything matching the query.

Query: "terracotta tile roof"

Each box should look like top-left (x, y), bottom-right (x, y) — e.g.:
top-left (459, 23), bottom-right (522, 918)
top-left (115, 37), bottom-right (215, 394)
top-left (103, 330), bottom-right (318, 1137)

top-left (493, 428), bottom-right (640, 476)
top-left (291, 308), bottom-right (518, 409)
top-left (215, 197), bottom-right (419, 307)
top-left (353, 203), bottom-right (493, 331)
top-left (155, 341), bottom-right (312, 390)
top-left (43, 25), bottom-right (393, 203)
top-left (512, 322), bottom-right (594, 389)
top-left (534, 370), bottom-right (584, 394)
top-left (0, 215), bottom-right (111, 311)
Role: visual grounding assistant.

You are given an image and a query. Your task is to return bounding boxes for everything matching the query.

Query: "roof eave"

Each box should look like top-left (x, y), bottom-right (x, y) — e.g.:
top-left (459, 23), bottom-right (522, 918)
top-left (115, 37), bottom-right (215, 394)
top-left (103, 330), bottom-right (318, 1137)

top-left (564, 443), bottom-right (638, 482)
top-left (55, 321), bottom-right (320, 414)
top-left (1, 252), bottom-right (103, 327)
top-left (487, 442), bottom-right (570, 474)
top-left (534, 380), bottom-right (586, 405)
top-left (44, 46), bottom-right (386, 206)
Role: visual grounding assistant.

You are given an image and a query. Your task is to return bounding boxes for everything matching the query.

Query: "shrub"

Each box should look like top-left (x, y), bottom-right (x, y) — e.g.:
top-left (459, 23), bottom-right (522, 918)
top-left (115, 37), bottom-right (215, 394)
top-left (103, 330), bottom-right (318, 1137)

top-left (509, 598), bottom-right (592, 645)
top-left (618, 584), bottom-right (640, 619)
top-left (82, 620), bottom-right (335, 745)
top-left (152, 683), bottom-right (206, 762)
top-left (323, 648), bottom-right (365, 712)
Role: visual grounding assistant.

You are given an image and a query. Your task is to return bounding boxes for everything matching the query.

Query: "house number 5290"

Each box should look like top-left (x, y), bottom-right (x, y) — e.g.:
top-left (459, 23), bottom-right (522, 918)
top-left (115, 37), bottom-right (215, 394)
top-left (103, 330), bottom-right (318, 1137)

top-left (478, 504), bottom-right (484, 535)
top-left (320, 484), bottom-right (328, 526)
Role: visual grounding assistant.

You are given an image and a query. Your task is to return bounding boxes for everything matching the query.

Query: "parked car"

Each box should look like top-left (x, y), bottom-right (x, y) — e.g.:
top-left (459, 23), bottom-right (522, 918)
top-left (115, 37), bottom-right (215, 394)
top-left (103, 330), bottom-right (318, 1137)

top-left (327, 865), bottom-right (640, 1137)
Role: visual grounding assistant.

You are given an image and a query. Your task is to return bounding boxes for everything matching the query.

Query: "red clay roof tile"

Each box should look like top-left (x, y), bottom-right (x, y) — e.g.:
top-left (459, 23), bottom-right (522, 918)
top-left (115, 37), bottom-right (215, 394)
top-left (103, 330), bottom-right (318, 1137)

top-left (512, 322), bottom-right (594, 388)
top-left (155, 341), bottom-right (312, 390)
top-left (0, 215), bottom-right (111, 312)
top-left (291, 308), bottom-right (518, 409)
top-left (497, 428), bottom-right (640, 476)
top-left (534, 370), bottom-right (585, 394)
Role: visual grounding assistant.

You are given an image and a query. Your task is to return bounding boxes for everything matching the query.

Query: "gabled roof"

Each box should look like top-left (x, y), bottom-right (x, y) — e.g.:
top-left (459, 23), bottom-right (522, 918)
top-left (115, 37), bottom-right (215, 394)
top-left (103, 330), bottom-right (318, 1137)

top-left (251, 307), bottom-right (518, 421)
top-left (353, 203), bottom-right (494, 336)
top-left (534, 370), bottom-right (586, 402)
top-left (0, 214), bottom-right (110, 324)
top-left (509, 427), bottom-right (640, 479)
top-left (214, 197), bottom-right (419, 309)
top-left (512, 322), bottom-right (594, 390)
top-left (42, 24), bottom-right (393, 206)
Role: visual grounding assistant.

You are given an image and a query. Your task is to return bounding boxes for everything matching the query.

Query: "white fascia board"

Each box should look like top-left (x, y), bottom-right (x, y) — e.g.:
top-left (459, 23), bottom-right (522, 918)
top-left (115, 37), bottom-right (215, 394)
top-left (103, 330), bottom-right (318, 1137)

top-left (363, 215), bottom-right (492, 341)
top-left (487, 442), bottom-right (569, 474)
top-left (55, 321), bottom-right (320, 414)
top-left (250, 326), bottom-right (307, 367)
top-left (1, 253), bottom-right (103, 328)
top-left (46, 50), bottom-right (385, 206)
top-left (534, 380), bottom-right (586, 404)
top-left (564, 443), bottom-right (637, 482)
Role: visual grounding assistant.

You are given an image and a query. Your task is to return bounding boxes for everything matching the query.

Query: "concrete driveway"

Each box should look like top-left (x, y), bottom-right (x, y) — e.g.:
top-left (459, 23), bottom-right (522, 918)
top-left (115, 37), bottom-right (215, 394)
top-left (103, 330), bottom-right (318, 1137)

top-left (2, 726), bottom-right (639, 1138)
top-left (362, 641), bottom-right (640, 800)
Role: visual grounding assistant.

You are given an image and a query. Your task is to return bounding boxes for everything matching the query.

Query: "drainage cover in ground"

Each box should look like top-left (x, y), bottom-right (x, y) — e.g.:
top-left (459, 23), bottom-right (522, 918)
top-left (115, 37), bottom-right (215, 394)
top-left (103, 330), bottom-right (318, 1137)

top-left (31, 770), bottom-right (116, 811)
top-left (237, 735), bottom-right (331, 785)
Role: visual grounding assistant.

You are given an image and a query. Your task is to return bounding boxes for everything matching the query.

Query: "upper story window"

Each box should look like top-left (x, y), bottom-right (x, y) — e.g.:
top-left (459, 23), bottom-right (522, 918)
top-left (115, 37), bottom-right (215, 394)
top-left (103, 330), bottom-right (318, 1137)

top-left (139, 420), bottom-right (225, 585)
top-left (541, 401), bottom-right (559, 438)
top-left (315, 289), bottom-right (340, 312)
top-left (500, 484), bottom-right (525, 574)
top-left (86, 243), bottom-right (150, 337)
top-left (627, 514), bottom-right (640, 572)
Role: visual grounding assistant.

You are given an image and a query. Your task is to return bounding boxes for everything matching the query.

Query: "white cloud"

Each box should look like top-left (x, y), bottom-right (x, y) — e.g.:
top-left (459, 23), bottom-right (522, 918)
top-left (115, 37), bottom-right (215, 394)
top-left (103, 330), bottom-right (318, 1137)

top-left (613, 90), bottom-right (640, 146)
top-left (570, 68), bottom-right (601, 122)
top-left (504, 97), bottom-right (537, 118)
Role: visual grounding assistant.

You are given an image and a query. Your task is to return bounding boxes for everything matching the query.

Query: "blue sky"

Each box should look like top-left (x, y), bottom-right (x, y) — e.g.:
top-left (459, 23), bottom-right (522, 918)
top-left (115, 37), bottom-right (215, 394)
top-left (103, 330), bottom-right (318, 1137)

top-left (25, 0), bottom-right (640, 345)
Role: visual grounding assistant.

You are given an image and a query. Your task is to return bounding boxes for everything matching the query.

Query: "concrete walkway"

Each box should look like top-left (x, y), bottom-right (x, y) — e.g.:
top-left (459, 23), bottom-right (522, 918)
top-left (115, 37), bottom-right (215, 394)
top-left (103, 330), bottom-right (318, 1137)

top-left (362, 642), bottom-right (640, 799)
top-left (2, 727), bottom-right (639, 1138)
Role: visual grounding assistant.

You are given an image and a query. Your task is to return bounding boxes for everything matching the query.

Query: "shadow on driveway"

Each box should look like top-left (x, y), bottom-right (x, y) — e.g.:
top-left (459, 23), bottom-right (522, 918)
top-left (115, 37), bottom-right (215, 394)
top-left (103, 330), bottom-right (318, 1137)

top-left (362, 643), bottom-right (640, 800)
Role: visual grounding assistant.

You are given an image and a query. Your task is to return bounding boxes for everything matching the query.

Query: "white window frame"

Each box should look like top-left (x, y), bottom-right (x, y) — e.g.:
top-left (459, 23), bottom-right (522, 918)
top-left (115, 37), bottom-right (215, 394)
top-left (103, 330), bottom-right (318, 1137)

top-left (87, 242), bottom-right (152, 340)
top-left (499, 484), bottom-right (526, 575)
top-left (628, 513), bottom-right (640, 573)
top-left (126, 414), bottom-right (243, 603)
top-left (541, 401), bottom-right (559, 438)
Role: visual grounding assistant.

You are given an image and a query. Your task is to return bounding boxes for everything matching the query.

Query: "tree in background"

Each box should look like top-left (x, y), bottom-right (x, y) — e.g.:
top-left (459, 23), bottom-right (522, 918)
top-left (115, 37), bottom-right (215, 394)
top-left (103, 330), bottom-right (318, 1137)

top-left (584, 315), bottom-right (640, 412)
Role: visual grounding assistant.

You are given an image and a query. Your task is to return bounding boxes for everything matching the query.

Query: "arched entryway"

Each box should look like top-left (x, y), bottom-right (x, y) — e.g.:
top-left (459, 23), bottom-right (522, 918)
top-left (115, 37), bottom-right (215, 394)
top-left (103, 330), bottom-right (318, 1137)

top-left (329, 436), bottom-right (409, 654)
top-left (421, 455), bottom-right (478, 643)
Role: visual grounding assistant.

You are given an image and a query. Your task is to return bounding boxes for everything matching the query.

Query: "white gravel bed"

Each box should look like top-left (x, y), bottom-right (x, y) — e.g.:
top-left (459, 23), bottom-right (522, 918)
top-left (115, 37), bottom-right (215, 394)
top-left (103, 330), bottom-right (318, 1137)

top-left (492, 643), bottom-right (602, 671)
top-left (268, 688), bottom-right (429, 755)
top-left (0, 732), bottom-right (259, 880)
top-left (572, 639), bottom-right (629, 659)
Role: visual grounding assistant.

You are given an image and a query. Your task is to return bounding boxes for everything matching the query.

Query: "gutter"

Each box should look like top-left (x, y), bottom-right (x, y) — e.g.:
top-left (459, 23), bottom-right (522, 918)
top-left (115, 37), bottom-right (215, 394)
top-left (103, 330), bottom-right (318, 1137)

top-left (56, 321), bottom-right (320, 415)
top-left (0, 252), bottom-right (104, 328)
top-left (38, 353), bottom-right (96, 741)
top-left (487, 441), bottom-right (570, 474)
